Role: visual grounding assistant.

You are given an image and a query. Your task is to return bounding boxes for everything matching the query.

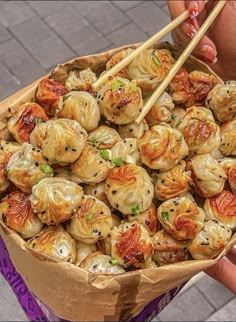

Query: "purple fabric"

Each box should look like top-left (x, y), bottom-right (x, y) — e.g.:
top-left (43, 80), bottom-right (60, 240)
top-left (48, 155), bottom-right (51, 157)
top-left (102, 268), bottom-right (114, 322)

top-left (0, 237), bottom-right (185, 322)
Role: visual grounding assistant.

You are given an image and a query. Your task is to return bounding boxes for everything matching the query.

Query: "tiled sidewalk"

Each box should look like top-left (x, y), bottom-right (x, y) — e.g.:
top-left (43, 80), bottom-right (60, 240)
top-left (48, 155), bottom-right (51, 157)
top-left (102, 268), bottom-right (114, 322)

top-left (0, 1), bottom-right (235, 321)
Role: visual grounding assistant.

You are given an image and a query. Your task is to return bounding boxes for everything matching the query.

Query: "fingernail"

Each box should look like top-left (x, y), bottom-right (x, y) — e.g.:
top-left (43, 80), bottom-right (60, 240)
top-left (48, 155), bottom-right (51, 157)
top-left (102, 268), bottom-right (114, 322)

top-left (189, 1), bottom-right (199, 18)
top-left (200, 45), bottom-right (217, 63)
top-left (181, 22), bottom-right (198, 38)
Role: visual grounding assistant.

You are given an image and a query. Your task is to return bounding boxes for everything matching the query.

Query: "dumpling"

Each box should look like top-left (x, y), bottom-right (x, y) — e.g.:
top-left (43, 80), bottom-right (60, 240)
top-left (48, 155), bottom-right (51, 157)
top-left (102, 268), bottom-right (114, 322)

top-left (228, 165), bottom-right (236, 194)
top-left (7, 102), bottom-right (49, 144)
top-left (178, 106), bottom-right (220, 156)
top-left (204, 190), bottom-right (236, 230)
top-left (30, 177), bottom-right (84, 225)
top-left (110, 221), bottom-right (153, 268)
top-left (6, 142), bottom-right (53, 193)
top-left (127, 203), bottom-right (158, 236)
top-left (30, 118), bottom-right (87, 165)
top-left (138, 124), bottom-right (188, 171)
top-left (66, 195), bottom-right (113, 244)
top-left (0, 191), bottom-right (43, 239)
top-left (152, 230), bottom-right (190, 265)
top-left (110, 138), bottom-right (141, 165)
top-left (88, 125), bottom-right (122, 149)
top-left (80, 251), bottom-right (125, 274)
top-left (218, 157), bottom-right (236, 175)
top-left (83, 181), bottom-right (111, 208)
top-left (75, 241), bottom-right (98, 266)
top-left (105, 164), bottom-right (154, 215)
top-left (65, 68), bottom-right (97, 92)
top-left (118, 119), bottom-right (149, 139)
top-left (168, 107), bottom-right (186, 129)
top-left (219, 119), bottom-right (236, 156)
top-left (36, 78), bottom-right (68, 116)
top-left (153, 160), bottom-right (193, 201)
top-left (206, 81), bottom-right (236, 123)
top-left (145, 92), bottom-right (175, 125)
top-left (27, 225), bottom-right (76, 263)
top-left (189, 220), bottom-right (232, 260)
top-left (106, 48), bottom-right (134, 79)
top-left (157, 196), bottom-right (205, 240)
top-left (169, 67), bottom-right (192, 104)
top-left (70, 144), bottom-right (112, 184)
top-left (56, 91), bottom-right (100, 132)
top-left (97, 76), bottom-right (143, 124)
top-left (187, 154), bottom-right (227, 198)
top-left (128, 49), bottom-right (175, 92)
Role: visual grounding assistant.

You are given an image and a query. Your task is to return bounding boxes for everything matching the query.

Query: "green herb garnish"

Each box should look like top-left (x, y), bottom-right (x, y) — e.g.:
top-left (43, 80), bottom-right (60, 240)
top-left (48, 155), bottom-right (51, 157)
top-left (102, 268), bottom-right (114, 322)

top-left (131, 204), bottom-right (140, 215)
top-left (151, 53), bottom-right (161, 67)
top-left (36, 178), bottom-right (43, 184)
top-left (130, 80), bottom-right (137, 91)
top-left (161, 211), bottom-right (169, 221)
top-left (100, 149), bottom-right (109, 160)
top-left (153, 146), bottom-right (158, 151)
top-left (112, 157), bottom-right (124, 167)
top-left (109, 258), bottom-right (119, 265)
top-left (87, 212), bottom-right (95, 221)
top-left (63, 95), bottom-right (71, 102)
top-left (171, 114), bottom-right (177, 121)
top-left (34, 118), bottom-right (42, 125)
top-left (39, 165), bottom-right (53, 174)
top-left (178, 135), bottom-right (183, 143)
top-left (4, 168), bottom-right (9, 175)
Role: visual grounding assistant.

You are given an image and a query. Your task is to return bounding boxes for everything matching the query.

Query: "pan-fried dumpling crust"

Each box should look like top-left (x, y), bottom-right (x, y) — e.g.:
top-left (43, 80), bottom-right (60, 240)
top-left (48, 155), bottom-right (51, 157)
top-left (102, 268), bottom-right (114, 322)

top-left (36, 79), bottom-right (68, 116)
top-left (80, 251), bottom-right (125, 274)
top-left (169, 67), bottom-right (192, 104)
top-left (178, 107), bottom-right (220, 156)
top-left (30, 119), bottom-right (87, 165)
top-left (75, 241), bottom-right (97, 266)
top-left (56, 91), bottom-right (100, 132)
top-left (6, 142), bottom-right (53, 193)
top-left (145, 92), bottom-right (175, 125)
top-left (110, 221), bottom-right (153, 268)
top-left (153, 160), bottom-right (193, 201)
top-left (157, 196), bottom-right (205, 240)
top-left (111, 138), bottom-right (141, 165)
top-left (189, 220), bottom-right (232, 260)
top-left (71, 144), bottom-right (113, 184)
top-left (118, 119), bottom-right (149, 140)
top-left (106, 48), bottom-right (134, 79)
top-left (206, 81), bottom-right (236, 123)
top-left (88, 125), bottom-right (122, 149)
top-left (152, 230), bottom-right (190, 265)
top-left (0, 191), bottom-right (43, 239)
top-left (66, 195), bottom-right (113, 244)
top-left (65, 68), bottom-right (97, 92)
top-left (83, 181), bottom-right (110, 207)
top-left (138, 124), bottom-right (188, 171)
top-left (106, 164), bottom-right (154, 215)
top-left (127, 203), bottom-right (158, 236)
top-left (128, 49), bottom-right (175, 92)
top-left (219, 120), bottom-right (236, 156)
top-left (97, 76), bottom-right (143, 124)
top-left (27, 225), bottom-right (76, 263)
top-left (204, 190), bottom-right (236, 229)
top-left (7, 102), bottom-right (49, 144)
top-left (30, 177), bottom-right (84, 225)
top-left (187, 154), bottom-right (226, 198)
top-left (228, 165), bottom-right (236, 194)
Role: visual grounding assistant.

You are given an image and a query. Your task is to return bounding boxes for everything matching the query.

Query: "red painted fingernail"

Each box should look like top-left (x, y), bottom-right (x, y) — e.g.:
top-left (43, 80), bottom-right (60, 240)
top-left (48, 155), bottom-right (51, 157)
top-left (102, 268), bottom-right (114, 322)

top-left (189, 1), bottom-right (199, 18)
top-left (181, 22), bottom-right (198, 38)
top-left (200, 45), bottom-right (217, 63)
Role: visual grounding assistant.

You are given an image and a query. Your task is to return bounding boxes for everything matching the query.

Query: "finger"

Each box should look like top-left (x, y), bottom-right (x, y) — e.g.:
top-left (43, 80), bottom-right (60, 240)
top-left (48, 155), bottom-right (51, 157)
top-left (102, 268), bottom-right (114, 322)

top-left (187, 0), bottom-right (206, 18)
top-left (205, 259), bottom-right (236, 294)
top-left (226, 248), bottom-right (236, 265)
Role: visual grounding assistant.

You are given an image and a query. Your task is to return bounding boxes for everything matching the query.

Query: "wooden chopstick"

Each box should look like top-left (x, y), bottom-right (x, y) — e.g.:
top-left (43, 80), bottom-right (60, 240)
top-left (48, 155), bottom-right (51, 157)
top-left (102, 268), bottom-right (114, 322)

top-left (136, 0), bottom-right (226, 124)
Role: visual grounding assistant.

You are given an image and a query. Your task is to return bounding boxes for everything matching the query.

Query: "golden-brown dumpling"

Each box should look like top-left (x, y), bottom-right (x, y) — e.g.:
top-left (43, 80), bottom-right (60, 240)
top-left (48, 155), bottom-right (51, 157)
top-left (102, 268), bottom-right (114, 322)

top-left (84, 181), bottom-right (110, 207)
top-left (218, 157), bottom-right (236, 175)
top-left (138, 124), bottom-right (188, 171)
top-left (97, 76), bottom-right (143, 124)
top-left (152, 230), bottom-right (190, 265)
top-left (110, 138), bottom-right (141, 165)
top-left (66, 195), bottom-right (113, 244)
top-left (204, 190), bottom-right (236, 229)
top-left (7, 102), bottom-right (49, 144)
top-left (118, 119), bottom-right (149, 139)
top-left (187, 154), bottom-right (227, 198)
top-left (206, 81), bottom-right (236, 123)
top-left (128, 49), bottom-right (175, 92)
top-left (80, 251), bottom-right (125, 274)
top-left (56, 91), bottom-right (100, 132)
top-left (219, 120), bottom-right (236, 156)
top-left (110, 221), bottom-right (153, 268)
top-left (105, 164), bottom-right (153, 215)
top-left (70, 144), bottom-right (113, 184)
top-left (27, 225), bottom-right (76, 263)
top-left (30, 177), bottom-right (84, 225)
top-left (189, 220), bottom-right (232, 260)
top-left (145, 92), bottom-right (174, 125)
top-left (127, 203), bottom-right (158, 236)
top-left (106, 48), bottom-right (134, 79)
top-left (157, 196), bottom-right (205, 240)
top-left (36, 78), bottom-right (68, 116)
top-left (0, 191), bottom-right (43, 239)
top-left (75, 241), bottom-right (98, 266)
top-left (65, 68), bottom-right (97, 92)
top-left (153, 160), bottom-right (193, 201)
top-left (178, 106), bottom-right (220, 156)
top-left (169, 67), bottom-right (191, 104)
top-left (228, 165), bottom-right (236, 194)
top-left (6, 142), bottom-right (53, 193)
top-left (88, 125), bottom-right (122, 149)
top-left (30, 118), bottom-right (87, 165)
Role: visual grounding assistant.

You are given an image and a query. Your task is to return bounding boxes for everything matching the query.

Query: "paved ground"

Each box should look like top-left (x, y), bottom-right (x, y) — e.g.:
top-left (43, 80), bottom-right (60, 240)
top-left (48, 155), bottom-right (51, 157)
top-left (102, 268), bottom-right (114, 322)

top-left (0, 0), bottom-right (235, 321)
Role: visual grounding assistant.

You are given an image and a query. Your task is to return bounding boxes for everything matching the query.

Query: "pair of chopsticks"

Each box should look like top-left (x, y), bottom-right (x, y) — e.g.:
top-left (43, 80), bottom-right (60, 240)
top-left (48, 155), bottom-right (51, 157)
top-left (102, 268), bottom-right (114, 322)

top-left (93, 0), bottom-right (226, 124)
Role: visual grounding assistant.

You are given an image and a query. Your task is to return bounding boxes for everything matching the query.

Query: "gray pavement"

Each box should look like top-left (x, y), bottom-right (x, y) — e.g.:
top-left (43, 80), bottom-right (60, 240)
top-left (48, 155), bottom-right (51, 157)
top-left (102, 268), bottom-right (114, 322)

top-left (0, 1), bottom-right (235, 321)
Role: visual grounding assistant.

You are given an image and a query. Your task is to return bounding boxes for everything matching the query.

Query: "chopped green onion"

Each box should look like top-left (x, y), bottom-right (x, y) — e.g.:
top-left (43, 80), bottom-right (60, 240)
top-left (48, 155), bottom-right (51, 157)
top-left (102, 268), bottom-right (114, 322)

top-left (111, 80), bottom-right (119, 89)
top-left (87, 212), bottom-right (95, 221)
top-left (36, 178), bottom-right (43, 184)
top-left (39, 165), bottom-right (53, 174)
top-left (131, 204), bottom-right (140, 215)
top-left (118, 79), bottom-right (126, 86)
top-left (153, 146), bottom-right (158, 151)
top-left (161, 211), bottom-right (169, 221)
top-left (34, 118), bottom-right (42, 125)
top-left (171, 114), bottom-right (177, 121)
top-left (4, 168), bottom-right (9, 175)
top-left (178, 135), bottom-right (183, 143)
top-left (91, 137), bottom-right (97, 144)
top-left (112, 157), bottom-right (124, 167)
top-left (63, 95), bottom-right (71, 102)
top-left (152, 53), bottom-right (161, 67)
top-left (100, 149), bottom-right (109, 160)
top-left (131, 80), bottom-right (137, 91)
top-left (109, 258), bottom-right (119, 265)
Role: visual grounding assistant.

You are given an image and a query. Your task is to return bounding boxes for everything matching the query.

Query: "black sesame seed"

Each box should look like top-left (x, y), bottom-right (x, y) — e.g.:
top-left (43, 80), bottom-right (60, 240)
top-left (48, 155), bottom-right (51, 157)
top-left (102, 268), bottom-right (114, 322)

top-left (72, 148), bottom-right (77, 152)
top-left (170, 209), bottom-right (174, 212)
top-left (35, 162), bottom-right (39, 167)
top-left (112, 190), bottom-right (117, 195)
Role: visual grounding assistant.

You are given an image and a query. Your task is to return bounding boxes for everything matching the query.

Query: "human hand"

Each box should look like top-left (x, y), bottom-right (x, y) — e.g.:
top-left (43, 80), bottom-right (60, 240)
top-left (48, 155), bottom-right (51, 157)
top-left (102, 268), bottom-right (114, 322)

top-left (205, 247), bottom-right (236, 294)
top-left (167, 1), bottom-right (236, 80)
